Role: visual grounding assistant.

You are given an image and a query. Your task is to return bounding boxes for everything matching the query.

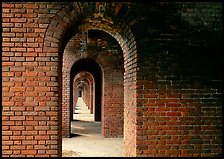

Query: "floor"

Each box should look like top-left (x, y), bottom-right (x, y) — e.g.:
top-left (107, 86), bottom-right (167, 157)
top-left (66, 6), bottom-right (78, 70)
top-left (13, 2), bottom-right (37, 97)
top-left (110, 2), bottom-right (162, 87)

top-left (62, 97), bottom-right (124, 157)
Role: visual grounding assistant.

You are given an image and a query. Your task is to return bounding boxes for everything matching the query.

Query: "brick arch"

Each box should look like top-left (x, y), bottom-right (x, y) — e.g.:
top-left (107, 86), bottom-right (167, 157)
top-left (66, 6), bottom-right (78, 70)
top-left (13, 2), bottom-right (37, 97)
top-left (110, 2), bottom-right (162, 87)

top-left (70, 58), bottom-right (102, 123)
top-left (43, 2), bottom-right (138, 156)
top-left (44, 2), bottom-right (137, 70)
top-left (75, 78), bottom-right (90, 111)
top-left (73, 71), bottom-right (94, 113)
top-left (74, 75), bottom-right (90, 109)
top-left (78, 72), bottom-right (94, 112)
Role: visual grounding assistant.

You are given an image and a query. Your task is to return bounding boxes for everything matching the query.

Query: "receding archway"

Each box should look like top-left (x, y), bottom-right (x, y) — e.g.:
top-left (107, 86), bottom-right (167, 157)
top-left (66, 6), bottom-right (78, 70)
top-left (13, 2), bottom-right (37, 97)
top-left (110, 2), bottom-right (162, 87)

top-left (73, 72), bottom-right (94, 114)
top-left (44, 2), bottom-right (138, 156)
top-left (70, 58), bottom-right (102, 124)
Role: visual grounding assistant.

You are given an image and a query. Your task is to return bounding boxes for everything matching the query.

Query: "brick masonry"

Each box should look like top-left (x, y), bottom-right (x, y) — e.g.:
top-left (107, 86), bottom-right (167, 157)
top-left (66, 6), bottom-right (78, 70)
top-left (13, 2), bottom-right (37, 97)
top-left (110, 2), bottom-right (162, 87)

top-left (2, 2), bottom-right (222, 157)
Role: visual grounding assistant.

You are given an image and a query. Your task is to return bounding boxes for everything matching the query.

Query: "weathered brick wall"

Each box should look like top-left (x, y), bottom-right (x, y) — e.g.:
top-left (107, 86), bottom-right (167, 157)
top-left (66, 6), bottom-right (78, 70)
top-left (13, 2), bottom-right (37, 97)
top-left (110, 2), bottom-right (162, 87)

top-left (2, 2), bottom-right (69, 157)
top-left (2, 2), bottom-right (222, 157)
top-left (73, 76), bottom-right (80, 113)
top-left (82, 80), bottom-right (90, 109)
top-left (131, 2), bottom-right (222, 157)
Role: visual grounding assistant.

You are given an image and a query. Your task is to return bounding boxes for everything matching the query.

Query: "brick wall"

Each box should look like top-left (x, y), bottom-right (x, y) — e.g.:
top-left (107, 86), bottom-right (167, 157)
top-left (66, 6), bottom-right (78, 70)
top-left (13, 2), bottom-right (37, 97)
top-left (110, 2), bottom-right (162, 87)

top-left (131, 2), bottom-right (222, 157)
top-left (82, 79), bottom-right (90, 109)
top-left (2, 2), bottom-right (222, 157)
top-left (2, 2), bottom-right (69, 157)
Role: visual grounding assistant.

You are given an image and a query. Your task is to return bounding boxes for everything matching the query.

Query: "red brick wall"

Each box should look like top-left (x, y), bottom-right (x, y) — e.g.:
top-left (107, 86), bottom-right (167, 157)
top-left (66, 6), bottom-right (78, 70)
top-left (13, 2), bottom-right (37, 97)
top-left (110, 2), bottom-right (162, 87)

top-left (84, 73), bottom-right (94, 113)
top-left (131, 2), bottom-right (222, 157)
top-left (82, 77), bottom-right (91, 109)
top-left (2, 2), bottom-right (68, 157)
top-left (73, 77), bottom-right (79, 114)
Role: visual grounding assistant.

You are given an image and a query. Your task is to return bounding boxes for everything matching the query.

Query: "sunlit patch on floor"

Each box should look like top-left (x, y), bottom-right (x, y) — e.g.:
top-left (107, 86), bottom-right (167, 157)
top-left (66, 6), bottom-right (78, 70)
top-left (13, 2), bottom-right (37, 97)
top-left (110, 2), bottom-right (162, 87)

top-left (62, 150), bottom-right (80, 157)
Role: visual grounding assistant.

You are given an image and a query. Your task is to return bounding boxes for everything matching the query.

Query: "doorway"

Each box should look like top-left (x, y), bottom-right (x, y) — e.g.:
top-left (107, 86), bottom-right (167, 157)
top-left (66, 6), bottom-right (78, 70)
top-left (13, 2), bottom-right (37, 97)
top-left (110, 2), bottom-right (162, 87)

top-left (70, 58), bottom-right (102, 124)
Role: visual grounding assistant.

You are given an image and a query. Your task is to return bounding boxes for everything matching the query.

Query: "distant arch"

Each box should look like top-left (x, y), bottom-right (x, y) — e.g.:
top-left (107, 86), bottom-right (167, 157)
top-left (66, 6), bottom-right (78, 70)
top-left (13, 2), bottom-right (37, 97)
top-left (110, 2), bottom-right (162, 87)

top-left (70, 58), bottom-right (102, 122)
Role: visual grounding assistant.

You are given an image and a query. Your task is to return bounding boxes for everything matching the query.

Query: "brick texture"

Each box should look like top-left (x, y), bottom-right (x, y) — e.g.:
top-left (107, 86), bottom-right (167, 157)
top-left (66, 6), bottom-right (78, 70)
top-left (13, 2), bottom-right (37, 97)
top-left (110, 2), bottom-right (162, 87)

top-left (132, 2), bottom-right (222, 157)
top-left (2, 2), bottom-right (222, 157)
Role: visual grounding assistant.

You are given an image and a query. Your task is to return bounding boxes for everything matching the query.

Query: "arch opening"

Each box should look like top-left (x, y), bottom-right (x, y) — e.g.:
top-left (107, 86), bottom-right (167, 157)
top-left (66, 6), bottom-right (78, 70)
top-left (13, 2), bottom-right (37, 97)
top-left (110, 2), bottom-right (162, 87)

top-left (70, 58), bottom-right (102, 123)
top-left (43, 2), bottom-right (137, 156)
top-left (73, 71), bottom-right (95, 117)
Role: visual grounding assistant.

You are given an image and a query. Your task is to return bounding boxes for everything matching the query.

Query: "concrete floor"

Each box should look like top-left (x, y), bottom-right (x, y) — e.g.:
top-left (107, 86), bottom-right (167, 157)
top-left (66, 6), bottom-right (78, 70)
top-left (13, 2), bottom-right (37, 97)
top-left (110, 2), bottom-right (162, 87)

top-left (62, 98), bottom-right (124, 157)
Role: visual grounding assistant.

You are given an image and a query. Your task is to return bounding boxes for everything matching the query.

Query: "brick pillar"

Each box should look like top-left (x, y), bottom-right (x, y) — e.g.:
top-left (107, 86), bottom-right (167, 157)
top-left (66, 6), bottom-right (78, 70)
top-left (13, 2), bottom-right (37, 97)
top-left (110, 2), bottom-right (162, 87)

top-left (62, 70), bottom-right (70, 137)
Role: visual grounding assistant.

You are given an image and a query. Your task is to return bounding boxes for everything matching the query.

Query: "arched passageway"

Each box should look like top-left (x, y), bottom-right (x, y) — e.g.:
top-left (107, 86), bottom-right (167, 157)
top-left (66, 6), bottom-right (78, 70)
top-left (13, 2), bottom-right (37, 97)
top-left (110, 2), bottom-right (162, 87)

top-left (73, 71), bottom-right (94, 115)
top-left (70, 59), bottom-right (102, 122)
top-left (62, 29), bottom-right (125, 138)
top-left (55, 2), bottom-right (137, 156)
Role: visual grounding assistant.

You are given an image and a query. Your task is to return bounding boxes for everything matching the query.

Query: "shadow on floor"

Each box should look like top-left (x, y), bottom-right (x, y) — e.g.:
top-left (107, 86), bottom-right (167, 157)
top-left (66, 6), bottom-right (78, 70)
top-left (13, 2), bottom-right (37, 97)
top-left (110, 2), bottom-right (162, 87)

top-left (69, 133), bottom-right (83, 138)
